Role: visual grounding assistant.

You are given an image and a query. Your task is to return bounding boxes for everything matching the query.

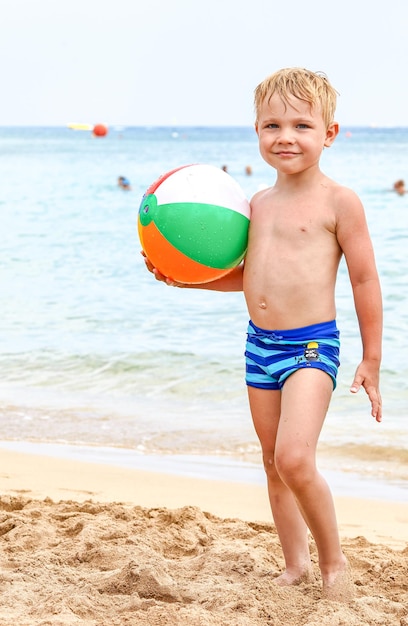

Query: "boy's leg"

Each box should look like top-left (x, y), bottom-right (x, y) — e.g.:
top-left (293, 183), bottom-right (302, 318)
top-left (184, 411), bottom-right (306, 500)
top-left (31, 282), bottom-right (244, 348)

top-left (277, 368), bottom-right (350, 596)
top-left (247, 385), bottom-right (313, 583)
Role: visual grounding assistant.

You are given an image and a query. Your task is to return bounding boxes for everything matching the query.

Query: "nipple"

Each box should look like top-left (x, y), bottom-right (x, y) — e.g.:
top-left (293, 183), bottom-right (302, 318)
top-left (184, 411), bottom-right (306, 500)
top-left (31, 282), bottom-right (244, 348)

top-left (258, 300), bottom-right (267, 309)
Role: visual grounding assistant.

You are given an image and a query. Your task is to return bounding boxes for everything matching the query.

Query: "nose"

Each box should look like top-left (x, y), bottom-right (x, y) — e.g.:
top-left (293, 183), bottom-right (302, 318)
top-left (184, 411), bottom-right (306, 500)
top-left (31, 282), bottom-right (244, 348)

top-left (277, 126), bottom-right (295, 144)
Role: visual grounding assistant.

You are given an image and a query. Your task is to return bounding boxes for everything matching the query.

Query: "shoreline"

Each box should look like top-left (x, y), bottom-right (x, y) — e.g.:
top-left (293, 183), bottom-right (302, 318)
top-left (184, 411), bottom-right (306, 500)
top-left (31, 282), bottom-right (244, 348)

top-left (0, 443), bottom-right (406, 549)
top-left (0, 439), bottom-right (406, 502)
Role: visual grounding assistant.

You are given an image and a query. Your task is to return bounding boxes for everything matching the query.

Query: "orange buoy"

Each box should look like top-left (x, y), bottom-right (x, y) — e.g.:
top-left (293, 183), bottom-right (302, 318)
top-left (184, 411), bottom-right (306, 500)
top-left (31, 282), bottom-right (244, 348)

top-left (93, 124), bottom-right (108, 137)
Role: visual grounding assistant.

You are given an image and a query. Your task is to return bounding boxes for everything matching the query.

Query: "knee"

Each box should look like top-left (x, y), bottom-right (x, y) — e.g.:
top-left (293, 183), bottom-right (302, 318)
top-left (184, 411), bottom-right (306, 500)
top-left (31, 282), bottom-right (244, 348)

top-left (261, 452), bottom-right (282, 485)
top-left (274, 450), bottom-right (314, 490)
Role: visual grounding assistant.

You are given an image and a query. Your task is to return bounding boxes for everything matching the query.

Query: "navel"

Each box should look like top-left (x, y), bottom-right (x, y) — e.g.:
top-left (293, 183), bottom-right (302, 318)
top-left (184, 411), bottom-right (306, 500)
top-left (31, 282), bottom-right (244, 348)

top-left (258, 300), bottom-right (267, 310)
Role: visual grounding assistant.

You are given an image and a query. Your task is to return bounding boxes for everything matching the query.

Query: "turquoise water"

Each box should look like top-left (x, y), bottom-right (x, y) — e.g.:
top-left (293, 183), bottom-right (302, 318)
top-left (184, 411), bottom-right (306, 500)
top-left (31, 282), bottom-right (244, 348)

top-left (1, 126), bottom-right (407, 500)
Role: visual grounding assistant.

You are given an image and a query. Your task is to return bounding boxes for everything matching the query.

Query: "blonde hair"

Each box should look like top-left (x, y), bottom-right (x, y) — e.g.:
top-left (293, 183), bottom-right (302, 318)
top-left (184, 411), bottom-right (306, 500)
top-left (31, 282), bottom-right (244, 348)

top-left (254, 67), bottom-right (338, 128)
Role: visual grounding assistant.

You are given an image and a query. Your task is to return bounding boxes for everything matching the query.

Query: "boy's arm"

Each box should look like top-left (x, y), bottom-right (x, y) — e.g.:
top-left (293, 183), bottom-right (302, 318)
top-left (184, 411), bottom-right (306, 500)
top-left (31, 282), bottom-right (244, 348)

top-left (349, 276), bottom-right (383, 422)
top-left (141, 251), bottom-right (244, 292)
top-left (336, 190), bottom-right (383, 423)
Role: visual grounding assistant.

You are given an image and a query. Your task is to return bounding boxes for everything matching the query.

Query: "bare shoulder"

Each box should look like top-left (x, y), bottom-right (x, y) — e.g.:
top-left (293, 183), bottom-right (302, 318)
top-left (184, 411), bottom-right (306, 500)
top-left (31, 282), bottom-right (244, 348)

top-left (329, 181), bottom-right (364, 213)
top-left (329, 181), bottom-right (372, 252)
top-left (250, 184), bottom-right (276, 206)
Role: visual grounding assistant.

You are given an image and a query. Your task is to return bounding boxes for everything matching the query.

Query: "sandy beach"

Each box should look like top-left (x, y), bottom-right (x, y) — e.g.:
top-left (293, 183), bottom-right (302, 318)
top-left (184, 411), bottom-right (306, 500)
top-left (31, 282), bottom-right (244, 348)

top-left (0, 447), bottom-right (407, 626)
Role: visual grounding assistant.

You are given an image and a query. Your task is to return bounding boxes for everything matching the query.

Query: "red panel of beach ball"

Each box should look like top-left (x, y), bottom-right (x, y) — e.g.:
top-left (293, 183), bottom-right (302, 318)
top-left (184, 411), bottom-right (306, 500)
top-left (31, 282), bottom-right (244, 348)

top-left (93, 124), bottom-right (108, 137)
top-left (138, 163), bottom-right (251, 284)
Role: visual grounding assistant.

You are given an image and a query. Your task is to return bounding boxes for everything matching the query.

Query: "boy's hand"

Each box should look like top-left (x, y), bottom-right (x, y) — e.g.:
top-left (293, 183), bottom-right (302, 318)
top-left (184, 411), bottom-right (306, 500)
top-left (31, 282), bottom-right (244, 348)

top-left (350, 361), bottom-right (382, 422)
top-left (141, 251), bottom-right (185, 287)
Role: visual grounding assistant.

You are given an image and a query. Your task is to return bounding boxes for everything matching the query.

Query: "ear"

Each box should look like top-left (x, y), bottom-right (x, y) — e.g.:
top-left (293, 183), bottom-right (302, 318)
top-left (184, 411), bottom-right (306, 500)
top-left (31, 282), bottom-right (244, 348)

top-left (324, 121), bottom-right (339, 147)
top-left (255, 122), bottom-right (259, 136)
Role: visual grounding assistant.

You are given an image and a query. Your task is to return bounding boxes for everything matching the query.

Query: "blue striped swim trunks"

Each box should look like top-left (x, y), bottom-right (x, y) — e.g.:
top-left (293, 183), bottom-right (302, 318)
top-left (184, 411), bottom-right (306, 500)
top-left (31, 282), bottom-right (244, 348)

top-left (245, 319), bottom-right (340, 390)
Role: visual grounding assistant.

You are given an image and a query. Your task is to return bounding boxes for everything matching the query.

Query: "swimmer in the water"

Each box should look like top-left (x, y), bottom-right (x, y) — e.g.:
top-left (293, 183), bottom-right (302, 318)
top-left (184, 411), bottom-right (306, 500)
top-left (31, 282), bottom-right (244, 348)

top-left (118, 176), bottom-right (131, 190)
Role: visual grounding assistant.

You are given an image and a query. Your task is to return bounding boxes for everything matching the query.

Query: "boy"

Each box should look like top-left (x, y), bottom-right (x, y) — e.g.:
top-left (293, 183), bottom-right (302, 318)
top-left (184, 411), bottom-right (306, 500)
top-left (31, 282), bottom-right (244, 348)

top-left (143, 68), bottom-right (382, 600)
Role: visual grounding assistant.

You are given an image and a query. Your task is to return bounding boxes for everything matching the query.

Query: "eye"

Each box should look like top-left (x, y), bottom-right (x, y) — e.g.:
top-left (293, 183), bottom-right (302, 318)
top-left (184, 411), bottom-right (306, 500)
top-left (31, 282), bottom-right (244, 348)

top-left (266, 123), bottom-right (279, 129)
top-left (297, 123), bottom-right (310, 129)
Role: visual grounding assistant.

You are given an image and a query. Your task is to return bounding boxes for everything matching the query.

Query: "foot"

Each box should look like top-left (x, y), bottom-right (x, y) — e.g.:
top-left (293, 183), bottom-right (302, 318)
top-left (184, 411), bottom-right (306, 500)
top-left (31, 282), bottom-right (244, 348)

top-left (321, 560), bottom-right (355, 602)
top-left (265, 567), bottom-right (315, 586)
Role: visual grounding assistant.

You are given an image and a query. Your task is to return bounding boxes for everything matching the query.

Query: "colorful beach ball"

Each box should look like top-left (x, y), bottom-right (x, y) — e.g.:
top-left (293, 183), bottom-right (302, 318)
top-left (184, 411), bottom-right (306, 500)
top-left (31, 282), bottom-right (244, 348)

top-left (138, 164), bottom-right (251, 284)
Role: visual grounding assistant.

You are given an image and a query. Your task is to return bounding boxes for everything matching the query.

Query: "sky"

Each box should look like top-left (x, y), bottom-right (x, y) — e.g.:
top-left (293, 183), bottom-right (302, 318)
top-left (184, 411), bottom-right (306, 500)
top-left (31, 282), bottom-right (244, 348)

top-left (1, 0), bottom-right (408, 127)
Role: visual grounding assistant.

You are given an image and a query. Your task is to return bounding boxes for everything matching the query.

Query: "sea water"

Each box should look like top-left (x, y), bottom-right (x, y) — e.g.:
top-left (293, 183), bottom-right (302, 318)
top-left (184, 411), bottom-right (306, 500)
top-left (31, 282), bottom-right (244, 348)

top-left (0, 126), bottom-right (407, 501)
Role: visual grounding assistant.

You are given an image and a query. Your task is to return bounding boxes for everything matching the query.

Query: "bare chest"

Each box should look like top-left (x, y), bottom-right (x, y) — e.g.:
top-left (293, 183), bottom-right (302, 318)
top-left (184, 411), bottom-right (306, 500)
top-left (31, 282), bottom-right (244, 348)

top-left (251, 201), bottom-right (335, 247)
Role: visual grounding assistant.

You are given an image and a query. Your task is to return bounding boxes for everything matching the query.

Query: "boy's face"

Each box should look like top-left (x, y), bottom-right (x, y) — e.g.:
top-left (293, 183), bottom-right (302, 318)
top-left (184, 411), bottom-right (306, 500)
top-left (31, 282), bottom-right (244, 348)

top-left (255, 93), bottom-right (338, 175)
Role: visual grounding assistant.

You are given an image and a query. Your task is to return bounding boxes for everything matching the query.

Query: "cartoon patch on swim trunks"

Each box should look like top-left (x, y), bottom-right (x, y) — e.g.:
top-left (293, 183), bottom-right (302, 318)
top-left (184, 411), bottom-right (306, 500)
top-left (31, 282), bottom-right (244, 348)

top-left (296, 341), bottom-right (322, 365)
top-left (304, 341), bottom-right (320, 361)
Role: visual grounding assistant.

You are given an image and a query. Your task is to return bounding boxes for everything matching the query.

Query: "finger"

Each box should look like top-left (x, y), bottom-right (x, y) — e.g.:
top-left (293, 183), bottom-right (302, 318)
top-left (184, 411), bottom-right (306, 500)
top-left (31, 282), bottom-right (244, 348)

top-left (153, 268), bottom-right (167, 281)
top-left (350, 377), bottom-right (362, 394)
top-left (369, 389), bottom-right (382, 423)
top-left (371, 401), bottom-right (382, 422)
top-left (141, 252), bottom-right (155, 273)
